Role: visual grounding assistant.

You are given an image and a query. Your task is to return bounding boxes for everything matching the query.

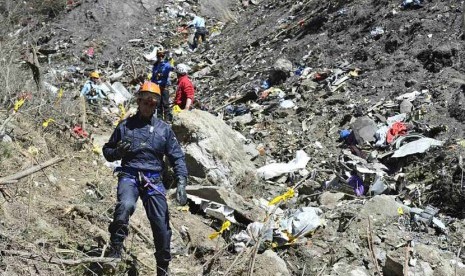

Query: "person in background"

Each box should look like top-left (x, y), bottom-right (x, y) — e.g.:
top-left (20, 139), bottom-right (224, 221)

top-left (188, 14), bottom-right (207, 50)
top-left (80, 71), bottom-right (105, 104)
top-left (150, 50), bottom-right (174, 121)
top-left (173, 64), bottom-right (194, 110)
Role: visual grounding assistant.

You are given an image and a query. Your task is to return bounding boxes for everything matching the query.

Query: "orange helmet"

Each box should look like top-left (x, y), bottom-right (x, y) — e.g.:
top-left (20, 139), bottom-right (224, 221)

top-left (139, 81), bottom-right (161, 95)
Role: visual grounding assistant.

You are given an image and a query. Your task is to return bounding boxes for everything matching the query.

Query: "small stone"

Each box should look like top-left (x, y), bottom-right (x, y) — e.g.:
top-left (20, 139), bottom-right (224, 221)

top-left (405, 79), bottom-right (417, 88)
top-left (319, 192), bottom-right (346, 209)
top-left (400, 99), bottom-right (413, 114)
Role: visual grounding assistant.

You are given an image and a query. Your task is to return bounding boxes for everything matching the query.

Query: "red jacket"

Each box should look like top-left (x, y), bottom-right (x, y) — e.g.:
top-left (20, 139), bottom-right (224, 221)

top-left (174, 75), bottom-right (195, 109)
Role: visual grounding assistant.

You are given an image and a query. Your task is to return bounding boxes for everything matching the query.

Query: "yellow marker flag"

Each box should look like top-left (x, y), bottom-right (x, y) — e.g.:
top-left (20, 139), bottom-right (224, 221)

top-left (54, 88), bottom-right (64, 106)
top-left (119, 104), bottom-right (126, 119)
top-left (268, 188), bottom-right (295, 206)
top-left (177, 206), bottom-right (190, 212)
top-left (397, 207), bottom-right (404, 216)
top-left (172, 105), bottom-right (182, 114)
top-left (57, 88), bottom-right (64, 99)
top-left (92, 143), bottom-right (102, 154)
top-left (208, 220), bottom-right (231, 240)
top-left (42, 118), bottom-right (55, 128)
top-left (14, 98), bottom-right (25, 112)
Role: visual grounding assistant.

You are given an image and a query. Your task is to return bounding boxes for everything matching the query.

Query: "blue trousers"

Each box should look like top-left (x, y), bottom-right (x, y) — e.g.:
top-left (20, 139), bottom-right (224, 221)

top-left (109, 176), bottom-right (172, 263)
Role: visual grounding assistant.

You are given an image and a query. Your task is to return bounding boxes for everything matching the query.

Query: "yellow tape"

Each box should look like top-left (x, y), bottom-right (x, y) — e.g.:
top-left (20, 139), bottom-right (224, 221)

top-left (42, 118), bottom-right (55, 128)
top-left (208, 220), bottom-right (231, 240)
top-left (14, 98), bottom-right (25, 112)
top-left (268, 188), bottom-right (295, 206)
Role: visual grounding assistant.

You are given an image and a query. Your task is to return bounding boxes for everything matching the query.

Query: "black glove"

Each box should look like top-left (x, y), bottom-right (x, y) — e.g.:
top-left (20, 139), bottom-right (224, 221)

top-left (176, 176), bottom-right (188, 206)
top-left (116, 141), bottom-right (131, 158)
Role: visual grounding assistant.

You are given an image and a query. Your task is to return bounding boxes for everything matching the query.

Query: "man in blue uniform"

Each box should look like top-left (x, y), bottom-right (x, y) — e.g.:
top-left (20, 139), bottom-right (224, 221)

top-left (103, 81), bottom-right (188, 276)
top-left (150, 50), bottom-right (174, 121)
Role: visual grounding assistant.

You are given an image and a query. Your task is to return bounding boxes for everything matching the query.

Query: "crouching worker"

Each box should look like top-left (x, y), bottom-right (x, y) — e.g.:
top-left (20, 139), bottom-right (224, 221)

top-left (102, 81), bottom-right (188, 276)
top-left (80, 71), bottom-right (105, 104)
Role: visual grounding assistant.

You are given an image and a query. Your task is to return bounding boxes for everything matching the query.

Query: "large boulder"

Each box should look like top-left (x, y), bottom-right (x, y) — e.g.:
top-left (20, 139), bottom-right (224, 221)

top-left (172, 110), bottom-right (258, 187)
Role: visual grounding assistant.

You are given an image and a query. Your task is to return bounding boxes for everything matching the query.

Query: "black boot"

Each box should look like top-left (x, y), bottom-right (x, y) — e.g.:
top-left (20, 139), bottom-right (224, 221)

top-left (157, 262), bottom-right (169, 276)
top-left (107, 243), bottom-right (123, 259)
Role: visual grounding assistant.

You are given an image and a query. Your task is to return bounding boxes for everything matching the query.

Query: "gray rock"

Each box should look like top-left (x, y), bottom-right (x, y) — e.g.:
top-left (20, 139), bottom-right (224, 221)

top-left (405, 79), bottom-right (417, 88)
top-left (269, 58), bottom-right (293, 85)
top-left (172, 110), bottom-right (258, 187)
top-left (433, 262), bottom-right (465, 276)
top-left (273, 58), bottom-right (293, 73)
top-left (351, 116), bottom-right (378, 144)
top-left (333, 262), bottom-right (370, 276)
top-left (242, 143), bottom-right (259, 158)
top-left (318, 192), bottom-right (345, 209)
top-left (231, 113), bottom-right (253, 125)
top-left (359, 195), bottom-right (405, 218)
top-left (400, 99), bottom-right (413, 114)
top-left (415, 244), bottom-right (444, 266)
top-left (383, 254), bottom-right (404, 276)
top-left (300, 78), bottom-right (318, 93)
top-left (171, 211), bottom-right (226, 254)
top-left (192, 66), bottom-right (211, 79)
top-left (413, 261), bottom-right (434, 276)
top-left (254, 250), bottom-right (291, 276)
top-left (1, 134), bottom-right (12, 143)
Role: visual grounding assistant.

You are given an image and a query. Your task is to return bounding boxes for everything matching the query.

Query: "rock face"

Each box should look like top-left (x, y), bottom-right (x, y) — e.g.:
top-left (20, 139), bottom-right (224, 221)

top-left (172, 110), bottom-right (257, 187)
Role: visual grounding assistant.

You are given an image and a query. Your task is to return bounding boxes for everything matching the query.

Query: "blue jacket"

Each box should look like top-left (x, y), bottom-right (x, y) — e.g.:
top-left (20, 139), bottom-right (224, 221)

top-left (103, 113), bottom-right (188, 177)
top-left (151, 61), bottom-right (173, 87)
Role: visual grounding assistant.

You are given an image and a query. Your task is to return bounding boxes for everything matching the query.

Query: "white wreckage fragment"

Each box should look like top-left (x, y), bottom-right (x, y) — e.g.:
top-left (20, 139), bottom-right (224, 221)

top-left (257, 150), bottom-right (310, 180)
top-left (279, 207), bottom-right (323, 239)
top-left (232, 207), bottom-right (324, 252)
top-left (187, 194), bottom-right (237, 223)
top-left (104, 82), bottom-right (132, 105)
top-left (392, 138), bottom-right (444, 158)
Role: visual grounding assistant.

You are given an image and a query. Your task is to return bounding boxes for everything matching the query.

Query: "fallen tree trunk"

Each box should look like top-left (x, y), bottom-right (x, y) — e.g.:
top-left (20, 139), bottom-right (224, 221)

top-left (0, 156), bottom-right (64, 184)
top-left (1, 249), bottom-right (119, 265)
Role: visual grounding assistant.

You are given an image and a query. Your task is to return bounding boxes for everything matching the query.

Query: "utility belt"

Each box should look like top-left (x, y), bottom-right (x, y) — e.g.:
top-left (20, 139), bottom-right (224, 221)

top-left (115, 167), bottom-right (165, 196)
